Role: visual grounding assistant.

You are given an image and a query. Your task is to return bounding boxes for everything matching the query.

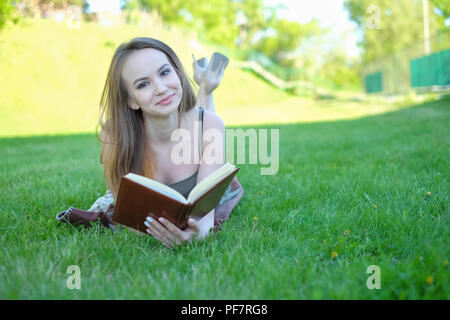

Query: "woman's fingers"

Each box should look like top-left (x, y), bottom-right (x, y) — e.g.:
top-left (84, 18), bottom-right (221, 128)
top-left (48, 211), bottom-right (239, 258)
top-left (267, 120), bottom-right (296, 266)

top-left (146, 227), bottom-right (173, 249)
top-left (186, 218), bottom-right (201, 241)
top-left (187, 218), bottom-right (200, 232)
top-left (158, 217), bottom-right (190, 242)
top-left (146, 217), bottom-right (180, 245)
top-left (144, 214), bottom-right (201, 248)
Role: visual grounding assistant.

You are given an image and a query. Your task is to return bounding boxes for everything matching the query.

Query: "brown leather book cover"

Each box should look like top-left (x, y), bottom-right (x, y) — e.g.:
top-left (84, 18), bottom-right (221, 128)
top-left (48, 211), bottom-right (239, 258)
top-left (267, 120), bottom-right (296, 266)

top-left (113, 166), bottom-right (239, 233)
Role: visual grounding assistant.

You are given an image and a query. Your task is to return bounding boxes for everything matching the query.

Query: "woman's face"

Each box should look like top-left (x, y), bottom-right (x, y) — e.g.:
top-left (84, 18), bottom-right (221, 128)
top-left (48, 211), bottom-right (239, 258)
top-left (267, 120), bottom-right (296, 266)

top-left (121, 48), bottom-right (183, 117)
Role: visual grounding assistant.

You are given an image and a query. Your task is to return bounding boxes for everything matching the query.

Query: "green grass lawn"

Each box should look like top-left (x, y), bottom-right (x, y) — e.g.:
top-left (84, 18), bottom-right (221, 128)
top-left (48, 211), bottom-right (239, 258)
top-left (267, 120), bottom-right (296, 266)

top-left (1, 96), bottom-right (448, 299)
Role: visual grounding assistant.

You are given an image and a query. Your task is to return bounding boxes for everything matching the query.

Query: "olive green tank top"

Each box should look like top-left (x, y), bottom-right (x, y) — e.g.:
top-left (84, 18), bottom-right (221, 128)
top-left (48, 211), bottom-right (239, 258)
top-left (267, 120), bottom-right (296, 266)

top-left (167, 107), bottom-right (204, 198)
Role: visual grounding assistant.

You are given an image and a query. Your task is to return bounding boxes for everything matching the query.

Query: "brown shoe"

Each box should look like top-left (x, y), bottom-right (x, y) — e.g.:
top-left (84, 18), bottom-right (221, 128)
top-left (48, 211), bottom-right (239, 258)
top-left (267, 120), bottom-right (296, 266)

top-left (56, 207), bottom-right (116, 230)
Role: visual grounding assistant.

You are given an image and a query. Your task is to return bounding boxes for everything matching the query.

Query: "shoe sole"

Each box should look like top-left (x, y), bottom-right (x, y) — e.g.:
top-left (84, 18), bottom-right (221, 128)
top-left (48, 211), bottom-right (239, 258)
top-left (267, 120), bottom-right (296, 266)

top-left (210, 52), bottom-right (229, 72)
top-left (196, 57), bottom-right (208, 68)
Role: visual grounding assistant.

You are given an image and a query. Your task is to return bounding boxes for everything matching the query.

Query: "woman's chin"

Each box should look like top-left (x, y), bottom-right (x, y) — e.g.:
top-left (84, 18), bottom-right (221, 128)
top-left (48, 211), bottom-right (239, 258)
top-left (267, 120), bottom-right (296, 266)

top-left (144, 102), bottom-right (180, 116)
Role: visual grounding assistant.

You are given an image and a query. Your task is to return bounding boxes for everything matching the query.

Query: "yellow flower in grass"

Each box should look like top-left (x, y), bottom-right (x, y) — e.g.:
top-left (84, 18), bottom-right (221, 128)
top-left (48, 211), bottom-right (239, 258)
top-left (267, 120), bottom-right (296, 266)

top-left (331, 251), bottom-right (338, 259)
top-left (373, 204), bottom-right (377, 209)
top-left (344, 229), bottom-right (350, 236)
top-left (426, 276), bottom-right (433, 285)
top-left (253, 216), bottom-right (259, 221)
top-left (426, 191), bottom-right (431, 196)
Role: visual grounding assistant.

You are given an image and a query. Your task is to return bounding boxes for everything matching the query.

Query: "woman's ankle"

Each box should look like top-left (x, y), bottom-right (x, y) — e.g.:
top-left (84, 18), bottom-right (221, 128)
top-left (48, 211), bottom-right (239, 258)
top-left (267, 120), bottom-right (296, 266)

top-left (196, 85), bottom-right (216, 113)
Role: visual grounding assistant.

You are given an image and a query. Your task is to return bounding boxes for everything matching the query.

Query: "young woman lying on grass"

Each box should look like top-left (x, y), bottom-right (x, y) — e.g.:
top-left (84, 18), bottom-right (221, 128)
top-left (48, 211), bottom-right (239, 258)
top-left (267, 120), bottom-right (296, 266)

top-left (83, 37), bottom-right (243, 248)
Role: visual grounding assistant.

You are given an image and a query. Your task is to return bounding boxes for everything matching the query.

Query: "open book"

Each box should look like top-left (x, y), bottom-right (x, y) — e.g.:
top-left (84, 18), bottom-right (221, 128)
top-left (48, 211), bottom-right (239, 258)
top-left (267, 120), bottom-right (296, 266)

top-left (113, 163), bottom-right (239, 233)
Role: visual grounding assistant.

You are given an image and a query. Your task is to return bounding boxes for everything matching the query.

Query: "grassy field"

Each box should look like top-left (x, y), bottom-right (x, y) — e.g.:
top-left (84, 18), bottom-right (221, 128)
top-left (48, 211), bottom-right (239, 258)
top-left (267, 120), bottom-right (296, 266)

top-left (0, 96), bottom-right (448, 299)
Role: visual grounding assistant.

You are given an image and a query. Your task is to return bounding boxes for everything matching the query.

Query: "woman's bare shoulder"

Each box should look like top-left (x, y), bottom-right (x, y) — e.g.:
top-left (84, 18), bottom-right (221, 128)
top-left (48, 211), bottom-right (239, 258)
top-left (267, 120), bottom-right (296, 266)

top-left (180, 107), bottom-right (198, 126)
top-left (202, 109), bottom-right (225, 132)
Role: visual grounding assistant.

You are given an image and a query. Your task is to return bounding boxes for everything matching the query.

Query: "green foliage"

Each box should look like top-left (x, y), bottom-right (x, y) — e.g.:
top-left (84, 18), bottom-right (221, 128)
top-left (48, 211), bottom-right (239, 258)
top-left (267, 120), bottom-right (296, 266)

top-left (182, 1), bottom-right (241, 48)
top-left (253, 18), bottom-right (321, 65)
top-left (0, 0), bottom-right (19, 30)
top-left (344, 0), bottom-right (448, 63)
top-left (124, 1), bottom-right (319, 67)
top-left (232, 0), bottom-right (272, 50)
top-left (37, 0), bottom-right (85, 9)
top-left (138, 0), bottom-right (185, 24)
top-left (319, 51), bottom-right (362, 91)
top-left (430, 0), bottom-right (450, 23)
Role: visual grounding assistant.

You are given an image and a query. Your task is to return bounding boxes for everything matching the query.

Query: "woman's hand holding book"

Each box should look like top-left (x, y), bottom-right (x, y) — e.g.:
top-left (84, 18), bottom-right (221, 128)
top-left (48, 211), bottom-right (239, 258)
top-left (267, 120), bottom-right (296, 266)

top-left (144, 214), bottom-right (208, 249)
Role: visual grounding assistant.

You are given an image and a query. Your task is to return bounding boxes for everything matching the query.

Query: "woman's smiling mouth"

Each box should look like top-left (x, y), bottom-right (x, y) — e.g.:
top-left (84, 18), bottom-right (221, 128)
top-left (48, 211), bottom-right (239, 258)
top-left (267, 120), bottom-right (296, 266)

top-left (156, 94), bottom-right (175, 105)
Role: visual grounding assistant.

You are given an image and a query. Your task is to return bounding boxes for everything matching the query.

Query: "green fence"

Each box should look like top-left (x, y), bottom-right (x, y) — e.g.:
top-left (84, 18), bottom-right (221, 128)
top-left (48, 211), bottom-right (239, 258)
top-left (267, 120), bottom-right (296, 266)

top-left (363, 30), bottom-right (450, 94)
top-left (410, 49), bottom-right (450, 88)
top-left (364, 71), bottom-right (383, 93)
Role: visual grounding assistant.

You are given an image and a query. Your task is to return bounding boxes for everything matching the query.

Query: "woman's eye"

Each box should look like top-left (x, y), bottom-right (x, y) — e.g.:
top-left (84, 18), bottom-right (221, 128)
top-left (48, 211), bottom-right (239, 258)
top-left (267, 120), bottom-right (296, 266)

top-left (136, 70), bottom-right (169, 89)
top-left (137, 81), bottom-right (149, 89)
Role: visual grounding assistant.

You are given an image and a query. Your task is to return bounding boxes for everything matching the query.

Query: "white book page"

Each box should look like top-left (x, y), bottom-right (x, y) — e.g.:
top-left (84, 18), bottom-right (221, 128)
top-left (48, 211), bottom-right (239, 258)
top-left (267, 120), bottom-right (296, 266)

top-left (125, 173), bottom-right (187, 204)
top-left (187, 163), bottom-right (235, 203)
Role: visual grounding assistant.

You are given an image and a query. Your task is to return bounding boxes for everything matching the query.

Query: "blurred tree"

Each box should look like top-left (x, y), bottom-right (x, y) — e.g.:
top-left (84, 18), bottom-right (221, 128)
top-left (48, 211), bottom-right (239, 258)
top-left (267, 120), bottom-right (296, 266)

top-left (124, 0), bottom-right (273, 50)
top-left (122, 0), bottom-right (140, 25)
top-left (181, 0), bottom-right (240, 48)
top-left (430, 0), bottom-right (450, 24)
top-left (319, 50), bottom-right (361, 90)
top-left (128, 0), bottom-right (267, 48)
top-left (0, 0), bottom-right (19, 30)
top-left (231, 0), bottom-right (271, 50)
top-left (344, 0), bottom-right (447, 63)
top-left (37, 0), bottom-right (85, 9)
top-left (253, 18), bottom-right (321, 65)
top-left (137, 0), bottom-right (185, 24)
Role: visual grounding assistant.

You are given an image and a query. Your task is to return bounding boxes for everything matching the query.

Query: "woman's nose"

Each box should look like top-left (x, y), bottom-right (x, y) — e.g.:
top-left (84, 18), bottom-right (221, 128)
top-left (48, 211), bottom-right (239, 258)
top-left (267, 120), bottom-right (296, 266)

top-left (154, 78), bottom-right (168, 94)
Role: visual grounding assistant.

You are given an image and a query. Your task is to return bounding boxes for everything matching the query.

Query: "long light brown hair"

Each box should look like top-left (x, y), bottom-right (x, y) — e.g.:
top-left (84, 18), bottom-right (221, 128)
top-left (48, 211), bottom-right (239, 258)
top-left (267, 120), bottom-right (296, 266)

top-left (97, 37), bottom-right (197, 199)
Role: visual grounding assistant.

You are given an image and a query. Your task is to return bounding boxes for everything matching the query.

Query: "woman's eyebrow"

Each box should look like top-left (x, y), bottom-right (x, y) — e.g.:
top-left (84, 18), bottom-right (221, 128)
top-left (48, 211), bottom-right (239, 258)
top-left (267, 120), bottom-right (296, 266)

top-left (133, 63), bottom-right (170, 85)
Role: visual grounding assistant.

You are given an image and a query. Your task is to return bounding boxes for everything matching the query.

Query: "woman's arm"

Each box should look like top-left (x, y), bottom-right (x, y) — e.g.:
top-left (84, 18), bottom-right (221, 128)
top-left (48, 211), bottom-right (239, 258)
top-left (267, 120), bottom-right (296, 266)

top-left (192, 110), bottom-right (226, 236)
top-left (145, 111), bottom-right (226, 247)
top-left (194, 209), bottom-right (214, 239)
top-left (196, 110), bottom-right (226, 183)
top-left (192, 62), bottom-right (227, 232)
